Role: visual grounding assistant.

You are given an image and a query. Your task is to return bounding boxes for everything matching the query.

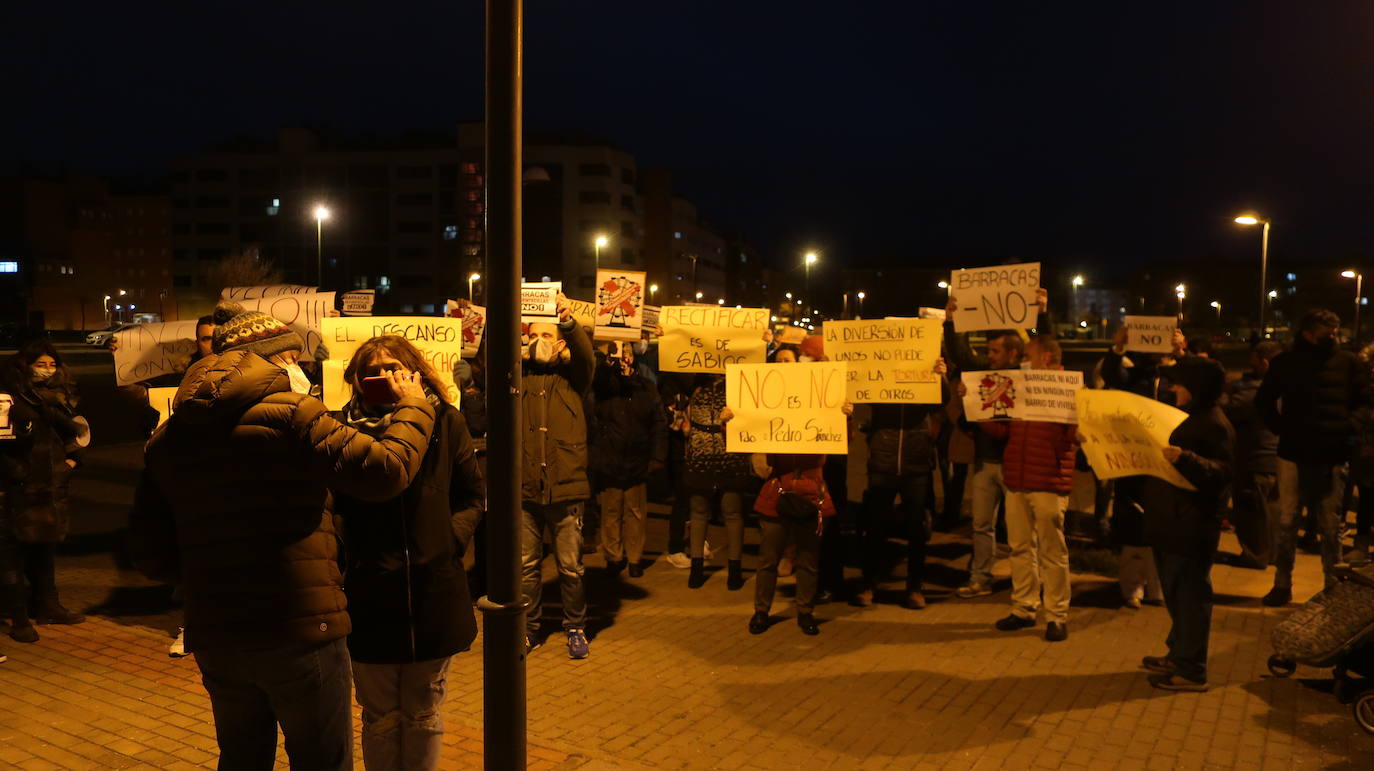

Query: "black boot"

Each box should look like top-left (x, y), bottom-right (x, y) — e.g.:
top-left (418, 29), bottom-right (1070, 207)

top-left (726, 560), bottom-right (744, 591)
top-left (688, 558), bottom-right (706, 589)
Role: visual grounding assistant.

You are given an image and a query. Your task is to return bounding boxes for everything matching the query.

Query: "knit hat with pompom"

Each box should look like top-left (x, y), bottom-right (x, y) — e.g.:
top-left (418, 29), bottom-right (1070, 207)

top-left (210, 302), bottom-right (305, 359)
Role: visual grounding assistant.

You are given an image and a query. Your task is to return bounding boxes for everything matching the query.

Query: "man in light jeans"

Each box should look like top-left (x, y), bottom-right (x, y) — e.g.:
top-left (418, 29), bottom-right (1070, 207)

top-left (960, 460), bottom-right (1005, 595)
top-left (351, 658), bottom-right (450, 770)
top-left (1271, 460), bottom-right (1345, 594)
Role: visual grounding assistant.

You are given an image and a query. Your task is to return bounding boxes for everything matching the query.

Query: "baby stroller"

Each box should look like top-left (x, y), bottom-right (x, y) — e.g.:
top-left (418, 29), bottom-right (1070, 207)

top-left (1268, 563), bottom-right (1374, 734)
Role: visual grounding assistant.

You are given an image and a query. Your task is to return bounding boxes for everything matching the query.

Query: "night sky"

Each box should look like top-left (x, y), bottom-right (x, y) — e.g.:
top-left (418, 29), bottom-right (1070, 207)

top-left (9, 1), bottom-right (1374, 278)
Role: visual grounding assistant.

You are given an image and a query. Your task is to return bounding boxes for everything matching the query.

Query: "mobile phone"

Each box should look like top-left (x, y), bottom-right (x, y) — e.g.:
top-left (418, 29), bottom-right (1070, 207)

top-left (360, 375), bottom-right (394, 404)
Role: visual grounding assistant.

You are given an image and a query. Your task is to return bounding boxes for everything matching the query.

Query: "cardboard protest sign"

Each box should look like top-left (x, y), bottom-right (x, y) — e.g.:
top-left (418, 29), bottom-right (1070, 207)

top-left (948, 261), bottom-right (1041, 332)
top-left (1124, 316), bottom-right (1176, 354)
top-left (565, 298), bottom-right (596, 329)
top-left (446, 300), bottom-right (487, 358)
top-left (823, 318), bottom-right (942, 404)
top-left (112, 321), bottom-right (199, 385)
top-left (777, 326), bottom-right (808, 345)
top-left (236, 292), bottom-right (336, 362)
top-left (319, 317), bottom-right (467, 410)
top-left (641, 305), bottom-right (660, 336)
top-left (148, 386), bottom-right (178, 428)
top-left (341, 290), bottom-right (376, 317)
top-left (659, 306), bottom-right (769, 373)
top-left (725, 361), bottom-right (848, 454)
top-left (594, 269), bottom-right (647, 341)
top-left (918, 307), bottom-right (947, 321)
top-left (221, 284), bottom-right (317, 301)
top-left (1076, 389), bottom-right (1195, 490)
top-left (520, 282), bottom-right (560, 323)
top-left (960, 369), bottom-right (1082, 423)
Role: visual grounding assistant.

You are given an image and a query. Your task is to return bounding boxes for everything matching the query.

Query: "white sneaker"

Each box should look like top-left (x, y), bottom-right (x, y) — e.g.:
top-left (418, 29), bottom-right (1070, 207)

top-left (703, 540), bottom-right (718, 560)
top-left (665, 552), bottom-right (692, 569)
top-left (168, 628), bottom-right (188, 658)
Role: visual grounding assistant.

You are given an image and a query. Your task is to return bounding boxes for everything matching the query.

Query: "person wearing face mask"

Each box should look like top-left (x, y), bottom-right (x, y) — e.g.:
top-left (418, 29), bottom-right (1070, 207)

top-left (0, 341), bottom-right (90, 647)
top-left (518, 294), bottom-right (596, 659)
top-left (128, 302), bottom-right (437, 770)
top-left (1256, 309), bottom-right (1372, 605)
top-left (331, 335), bottom-right (482, 771)
top-left (588, 342), bottom-right (667, 580)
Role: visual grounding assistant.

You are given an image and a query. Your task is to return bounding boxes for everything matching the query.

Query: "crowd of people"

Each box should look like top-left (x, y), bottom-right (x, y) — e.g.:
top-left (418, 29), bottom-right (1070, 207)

top-left (0, 289), bottom-right (1369, 768)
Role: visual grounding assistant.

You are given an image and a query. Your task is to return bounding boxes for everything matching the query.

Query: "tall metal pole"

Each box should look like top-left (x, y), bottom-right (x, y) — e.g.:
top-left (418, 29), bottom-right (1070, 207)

top-left (479, 1), bottom-right (527, 769)
top-left (1258, 220), bottom-right (1270, 337)
top-left (316, 218), bottom-right (323, 288)
top-left (1355, 273), bottom-right (1363, 345)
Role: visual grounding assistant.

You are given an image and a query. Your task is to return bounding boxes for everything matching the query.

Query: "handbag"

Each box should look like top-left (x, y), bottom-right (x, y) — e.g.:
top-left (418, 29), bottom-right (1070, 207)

top-left (773, 470), bottom-right (826, 523)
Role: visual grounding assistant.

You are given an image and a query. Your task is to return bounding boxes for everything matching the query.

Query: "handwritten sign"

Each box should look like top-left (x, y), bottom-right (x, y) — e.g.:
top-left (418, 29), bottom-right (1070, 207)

top-left (660, 306), bottom-right (769, 373)
top-left (725, 361), bottom-right (849, 454)
top-left (520, 282), bottom-right (560, 323)
top-left (148, 386), bottom-right (178, 428)
top-left (112, 321), bottom-right (199, 386)
top-left (1124, 316), bottom-right (1176, 354)
top-left (221, 285), bottom-right (317, 301)
top-left (565, 298), bottom-right (596, 330)
top-left (1076, 389), bottom-right (1194, 490)
top-left (236, 292), bottom-right (336, 362)
top-left (823, 319), bottom-right (942, 404)
top-left (642, 305), bottom-right (660, 336)
top-left (777, 327), bottom-right (808, 345)
top-left (949, 261), bottom-right (1041, 332)
top-left (594, 269), bottom-right (646, 341)
top-left (961, 369), bottom-right (1082, 423)
top-left (319, 317), bottom-right (466, 410)
top-left (341, 290), bottom-right (375, 317)
top-left (446, 300), bottom-right (487, 357)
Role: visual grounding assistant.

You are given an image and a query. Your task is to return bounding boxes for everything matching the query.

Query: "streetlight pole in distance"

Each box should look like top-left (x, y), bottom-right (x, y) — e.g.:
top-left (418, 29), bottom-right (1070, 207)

top-left (649, 283), bottom-right (658, 304)
top-left (594, 234), bottom-right (608, 275)
top-left (468, 272), bottom-right (481, 302)
top-left (1210, 300), bottom-right (1221, 322)
top-left (1343, 270), bottom-right (1363, 344)
top-left (1176, 283), bottom-right (1186, 322)
top-left (1235, 214), bottom-right (1271, 337)
top-left (804, 251), bottom-right (818, 300)
top-left (313, 205), bottom-right (331, 288)
top-left (856, 291), bottom-right (865, 318)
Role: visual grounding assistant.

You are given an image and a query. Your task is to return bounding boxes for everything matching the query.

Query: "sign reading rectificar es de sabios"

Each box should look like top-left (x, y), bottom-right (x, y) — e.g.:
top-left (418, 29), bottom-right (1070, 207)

top-left (948, 261), bottom-right (1041, 332)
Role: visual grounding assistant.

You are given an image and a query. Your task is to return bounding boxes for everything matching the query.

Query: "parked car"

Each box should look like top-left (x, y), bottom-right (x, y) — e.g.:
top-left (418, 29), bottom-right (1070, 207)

top-left (86, 323), bottom-right (142, 347)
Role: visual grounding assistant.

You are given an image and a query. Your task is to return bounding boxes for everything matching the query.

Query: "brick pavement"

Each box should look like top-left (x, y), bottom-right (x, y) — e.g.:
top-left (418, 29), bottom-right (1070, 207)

top-left (2, 507), bottom-right (1372, 770)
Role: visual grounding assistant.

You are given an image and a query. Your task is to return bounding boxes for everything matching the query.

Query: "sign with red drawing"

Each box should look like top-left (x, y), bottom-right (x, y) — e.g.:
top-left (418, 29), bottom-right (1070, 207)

top-left (446, 300), bottom-right (487, 358)
top-left (594, 269), bottom-right (647, 341)
top-left (960, 369), bottom-right (1082, 424)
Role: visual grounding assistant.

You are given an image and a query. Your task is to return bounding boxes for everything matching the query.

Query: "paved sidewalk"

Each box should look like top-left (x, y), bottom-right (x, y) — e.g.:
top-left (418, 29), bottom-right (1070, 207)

top-left (1, 508), bottom-right (1372, 769)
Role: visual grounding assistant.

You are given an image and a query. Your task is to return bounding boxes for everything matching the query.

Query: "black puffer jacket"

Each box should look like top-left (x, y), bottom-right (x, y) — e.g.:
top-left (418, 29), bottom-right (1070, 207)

top-left (0, 377), bottom-right (85, 543)
top-left (333, 400), bottom-right (482, 665)
top-left (1257, 337), bottom-right (1369, 465)
top-left (865, 403), bottom-right (943, 477)
top-left (1141, 358), bottom-right (1234, 558)
top-left (1223, 371), bottom-right (1277, 476)
top-left (521, 319), bottom-right (596, 505)
top-left (588, 363), bottom-right (668, 489)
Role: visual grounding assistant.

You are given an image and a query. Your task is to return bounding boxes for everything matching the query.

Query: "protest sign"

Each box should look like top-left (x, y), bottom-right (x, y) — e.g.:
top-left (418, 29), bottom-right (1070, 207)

top-left (565, 298), bottom-right (596, 329)
top-left (777, 326), bottom-right (808, 345)
top-left (112, 321), bottom-right (199, 386)
top-left (594, 269), bottom-right (647, 341)
top-left (1124, 316), bottom-right (1176, 354)
top-left (1076, 389), bottom-right (1195, 490)
top-left (221, 284), bottom-right (317, 301)
top-left (341, 290), bottom-right (375, 317)
top-left (148, 386), bottom-right (178, 428)
top-left (641, 305), bottom-right (660, 336)
top-left (236, 292), bottom-right (336, 362)
top-left (446, 300), bottom-right (487, 357)
top-left (659, 305), bottom-right (769, 373)
top-left (319, 317), bottom-right (466, 410)
top-left (725, 361), bottom-right (848, 454)
top-left (918, 307), bottom-right (947, 321)
top-left (960, 369), bottom-right (1082, 423)
top-left (948, 261), bottom-right (1041, 332)
top-left (823, 318), bottom-right (942, 404)
top-left (520, 282), bottom-right (560, 323)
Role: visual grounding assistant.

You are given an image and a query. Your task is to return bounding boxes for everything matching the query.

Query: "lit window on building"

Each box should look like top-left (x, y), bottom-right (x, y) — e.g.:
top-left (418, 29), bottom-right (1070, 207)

top-left (0, 261), bottom-right (18, 273)
top-left (674, 231), bottom-right (682, 239)
top-left (267, 198), bottom-right (280, 216)
top-left (444, 225), bottom-right (459, 240)
top-left (1286, 273), bottom-right (1296, 281)
top-left (378, 276), bottom-right (392, 293)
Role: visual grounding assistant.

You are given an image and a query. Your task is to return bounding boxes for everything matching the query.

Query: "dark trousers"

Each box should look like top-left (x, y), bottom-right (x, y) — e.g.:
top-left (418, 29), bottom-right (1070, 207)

top-left (1154, 551), bottom-right (1214, 683)
top-left (1233, 471), bottom-right (1276, 564)
top-left (21, 542), bottom-right (59, 612)
top-left (196, 638), bottom-right (354, 771)
top-left (755, 517), bottom-right (820, 615)
top-left (861, 472), bottom-right (931, 591)
top-left (941, 462), bottom-right (970, 523)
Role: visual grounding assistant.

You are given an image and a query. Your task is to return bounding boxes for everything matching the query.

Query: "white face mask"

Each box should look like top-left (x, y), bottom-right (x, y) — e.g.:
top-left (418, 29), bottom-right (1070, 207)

top-left (284, 363), bottom-right (312, 395)
top-left (31, 367), bottom-right (55, 381)
top-left (530, 338), bottom-right (558, 364)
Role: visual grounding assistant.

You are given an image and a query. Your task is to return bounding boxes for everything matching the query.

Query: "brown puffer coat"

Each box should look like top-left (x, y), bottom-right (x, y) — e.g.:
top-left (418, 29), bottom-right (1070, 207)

top-left (129, 351), bottom-right (435, 653)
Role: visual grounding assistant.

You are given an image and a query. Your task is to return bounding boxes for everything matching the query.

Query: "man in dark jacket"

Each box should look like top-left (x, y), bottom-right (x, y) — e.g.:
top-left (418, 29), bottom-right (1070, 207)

top-left (1222, 341), bottom-right (1282, 567)
top-left (1256, 309), bottom-right (1370, 604)
top-left (129, 303), bottom-right (436, 770)
top-left (1140, 356), bottom-right (1233, 691)
top-left (589, 341), bottom-right (667, 579)
top-left (520, 295), bottom-right (596, 658)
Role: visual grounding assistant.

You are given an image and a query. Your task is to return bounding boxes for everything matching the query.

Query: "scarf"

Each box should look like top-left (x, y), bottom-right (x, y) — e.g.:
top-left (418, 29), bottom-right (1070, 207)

top-left (341, 390), bottom-right (442, 436)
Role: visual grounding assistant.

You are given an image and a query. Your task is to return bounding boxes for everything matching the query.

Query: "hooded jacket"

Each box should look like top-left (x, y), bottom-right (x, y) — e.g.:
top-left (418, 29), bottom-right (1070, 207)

top-left (129, 350), bottom-right (436, 653)
top-left (865, 403), bottom-right (943, 477)
top-left (1256, 336), bottom-right (1368, 465)
top-left (1141, 357), bottom-right (1235, 557)
top-left (521, 318), bottom-right (596, 505)
top-left (0, 374), bottom-right (85, 543)
top-left (588, 361), bottom-right (668, 488)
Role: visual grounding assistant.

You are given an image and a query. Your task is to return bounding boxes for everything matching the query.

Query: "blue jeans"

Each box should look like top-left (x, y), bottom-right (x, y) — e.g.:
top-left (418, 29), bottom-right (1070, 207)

top-left (521, 501), bottom-right (588, 635)
top-left (1273, 459), bottom-right (1345, 590)
top-left (1154, 551), bottom-right (1213, 683)
top-left (352, 657), bottom-right (451, 771)
top-left (195, 638), bottom-right (353, 770)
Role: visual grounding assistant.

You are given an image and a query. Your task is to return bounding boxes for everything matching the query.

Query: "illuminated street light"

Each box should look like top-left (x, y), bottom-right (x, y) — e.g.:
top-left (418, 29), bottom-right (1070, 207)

top-left (649, 284), bottom-right (658, 302)
top-left (314, 205), bottom-right (331, 287)
top-left (1072, 275), bottom-right (1084, 287)
top-left (695, 291), bottom-right (703, 301)
top-left (1176, 283), bottom-right (1186, 320)
top-left (717, 298), bottom-right (725, 305)
top-left (1210, 300), bottom-right (1221, 322)
top-left (803, 251), bottom-right (819, 298)
top-left (856, 291), bottom-right (866, 317)
top-left (1343, 269), bottom-right (1363, 343)
top-left (937, 281), bottom-right (949, 290)
top-left (594, 234), bottom-right (609, 275)
top-left (1234, 213), bottom-right (1271, 337)
top-left (468, 272), bottom-right (481, 301)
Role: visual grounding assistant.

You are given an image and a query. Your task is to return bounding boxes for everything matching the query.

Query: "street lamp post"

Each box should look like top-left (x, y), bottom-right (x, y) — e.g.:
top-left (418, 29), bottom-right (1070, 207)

top-left (468, 272), bottom-right (481, 302)
top-left (1234, 214), bottom-right (1271, 337)
top-left (1210, 300), bottom-right (1221, 323)
top-left (594, 234), bottom-right (608, 277)
top-left (314, 205), bottom-right (331, 288)
top-left (856, 291), bottom-right (866, 318)
top-left (1343, 270), bottom-right (1363, 344)
top-left (804, 251), bottom-right (818, 299)
top-left (1176, 283), bottom-right (1186, 322)
top-left (649, 283), bottom-right (658, 304)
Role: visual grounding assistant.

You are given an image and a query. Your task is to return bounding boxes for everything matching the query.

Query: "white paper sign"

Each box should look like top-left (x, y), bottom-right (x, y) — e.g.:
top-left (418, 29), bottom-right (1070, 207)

top-left (221, 285), bottom-right (318, 301)
top-left (341, 290), bottom-right (375, 317)
top-left (594, 269), bottom-right (647, 341)
top-left (520, 282), bottom-right (560, 323)
top-left (1124, 316), bottom-right (1176, 354)
top-left (148, 386), bottom-right (179, 428)
top-left (112, 321), bottom-right (199, 386)
top-left (960, 369), bottom-right (1083, 424)
top-left (446, 300), bottom-right (487, 358)
top-left (642, 305), bottom-right (660, 336)
top-left (319, 317), bottom-right (467, 410)
top-left (948, 262), bottom-right (1041, 331)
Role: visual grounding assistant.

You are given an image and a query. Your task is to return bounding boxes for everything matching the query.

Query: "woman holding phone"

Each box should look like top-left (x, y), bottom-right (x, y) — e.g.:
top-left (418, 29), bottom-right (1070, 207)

top-left (330, 335), bottom-right (484, 770)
